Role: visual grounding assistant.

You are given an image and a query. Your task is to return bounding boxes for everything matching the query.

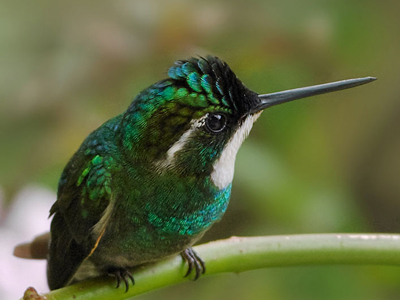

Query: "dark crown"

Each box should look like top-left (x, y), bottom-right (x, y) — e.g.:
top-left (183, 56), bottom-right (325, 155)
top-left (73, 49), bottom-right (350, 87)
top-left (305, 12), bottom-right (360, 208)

top-left (167, 56), bottom-right (259, 115)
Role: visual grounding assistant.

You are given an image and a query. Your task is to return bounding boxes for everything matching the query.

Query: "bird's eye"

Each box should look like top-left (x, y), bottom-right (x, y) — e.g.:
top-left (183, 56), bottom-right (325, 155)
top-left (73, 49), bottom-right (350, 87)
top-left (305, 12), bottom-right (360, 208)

top-left (205, 113), bottom-right (227, 133)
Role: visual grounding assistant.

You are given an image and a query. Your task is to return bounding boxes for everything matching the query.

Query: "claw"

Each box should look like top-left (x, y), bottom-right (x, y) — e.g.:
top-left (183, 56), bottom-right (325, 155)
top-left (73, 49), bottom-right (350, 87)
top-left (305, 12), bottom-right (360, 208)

top-left (181, 248), bottom-right (206, 280)
top-left (115, 270), bottom-right (121, 288)
top-left (108, 267), bottom-right (135, 292)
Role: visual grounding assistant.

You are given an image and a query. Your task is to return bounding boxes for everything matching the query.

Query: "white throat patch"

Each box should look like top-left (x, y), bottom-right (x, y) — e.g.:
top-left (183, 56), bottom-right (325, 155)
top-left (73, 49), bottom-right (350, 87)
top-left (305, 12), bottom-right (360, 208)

top-left (211, 113), bottom-right (261, 189)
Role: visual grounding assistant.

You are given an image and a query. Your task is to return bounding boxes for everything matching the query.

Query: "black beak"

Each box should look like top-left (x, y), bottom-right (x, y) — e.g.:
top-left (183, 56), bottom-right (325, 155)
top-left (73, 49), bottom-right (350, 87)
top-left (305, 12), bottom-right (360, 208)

top-left (250, 76), bottom-right (377, 114)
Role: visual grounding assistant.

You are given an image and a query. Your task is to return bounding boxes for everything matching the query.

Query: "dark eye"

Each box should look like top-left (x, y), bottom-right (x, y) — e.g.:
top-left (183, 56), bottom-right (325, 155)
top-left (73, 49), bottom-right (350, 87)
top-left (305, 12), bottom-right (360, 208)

top-left (205, 113), bottom-right (227, 133)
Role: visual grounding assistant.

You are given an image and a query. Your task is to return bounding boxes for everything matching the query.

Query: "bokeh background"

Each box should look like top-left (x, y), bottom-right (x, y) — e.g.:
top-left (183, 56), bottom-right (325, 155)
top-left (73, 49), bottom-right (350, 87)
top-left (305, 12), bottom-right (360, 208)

top-left (1, 0), bottom-right (400, 299)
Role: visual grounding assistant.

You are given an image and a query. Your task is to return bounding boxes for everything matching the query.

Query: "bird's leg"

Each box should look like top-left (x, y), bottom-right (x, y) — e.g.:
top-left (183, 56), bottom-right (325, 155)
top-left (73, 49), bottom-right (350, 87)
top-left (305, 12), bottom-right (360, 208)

top-left (107, 267), bottom-right (135, 292)
top-left (181, 248), bottom-right (206, 280)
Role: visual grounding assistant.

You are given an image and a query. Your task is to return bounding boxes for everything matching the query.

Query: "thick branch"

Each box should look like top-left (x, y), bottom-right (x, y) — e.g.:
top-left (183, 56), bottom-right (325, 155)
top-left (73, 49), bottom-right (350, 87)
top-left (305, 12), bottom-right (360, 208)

top-left (30, 234), bottom-right (400, 300)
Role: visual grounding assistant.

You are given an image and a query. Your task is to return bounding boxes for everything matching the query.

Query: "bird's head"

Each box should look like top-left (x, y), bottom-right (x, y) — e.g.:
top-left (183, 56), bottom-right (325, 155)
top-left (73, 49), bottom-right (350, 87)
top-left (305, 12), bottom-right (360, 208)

top-left (119, 56), bottom-right (375, 189)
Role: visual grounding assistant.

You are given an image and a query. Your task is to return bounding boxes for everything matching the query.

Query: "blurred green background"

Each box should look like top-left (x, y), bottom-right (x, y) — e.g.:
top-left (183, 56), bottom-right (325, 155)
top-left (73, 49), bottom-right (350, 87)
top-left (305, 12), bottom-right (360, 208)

top-left (1, 0), bottom-right (400, 299)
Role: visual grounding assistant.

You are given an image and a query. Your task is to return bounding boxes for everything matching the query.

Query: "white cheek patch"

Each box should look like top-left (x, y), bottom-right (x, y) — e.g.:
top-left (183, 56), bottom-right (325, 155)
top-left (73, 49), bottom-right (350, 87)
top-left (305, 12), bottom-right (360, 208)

top-left (156, 115), bottom-right (207, 169)
top-left (211, 113), bottom-right (261, 189)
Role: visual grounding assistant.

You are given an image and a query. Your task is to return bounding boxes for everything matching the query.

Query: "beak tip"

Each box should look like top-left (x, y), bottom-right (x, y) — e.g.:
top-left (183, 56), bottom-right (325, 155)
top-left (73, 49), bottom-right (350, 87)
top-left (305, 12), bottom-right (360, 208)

top-left (357, 76), bottom-right (377, 86)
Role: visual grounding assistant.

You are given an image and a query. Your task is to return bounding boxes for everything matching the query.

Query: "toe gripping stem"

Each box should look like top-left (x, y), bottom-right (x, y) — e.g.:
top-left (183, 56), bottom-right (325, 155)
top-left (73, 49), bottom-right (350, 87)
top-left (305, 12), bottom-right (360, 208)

top-left (181, 248), bottom-right (206, 280)
top-left (109, 268), bottom-right (135, 293)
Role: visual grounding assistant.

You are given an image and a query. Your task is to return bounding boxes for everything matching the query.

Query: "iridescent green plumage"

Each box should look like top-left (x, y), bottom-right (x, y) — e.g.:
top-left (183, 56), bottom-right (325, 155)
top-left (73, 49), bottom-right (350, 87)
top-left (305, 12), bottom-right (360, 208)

top-left (47, 55), bottom-right (375, 291)
top-left (47, 56), bottom-right (253, 290)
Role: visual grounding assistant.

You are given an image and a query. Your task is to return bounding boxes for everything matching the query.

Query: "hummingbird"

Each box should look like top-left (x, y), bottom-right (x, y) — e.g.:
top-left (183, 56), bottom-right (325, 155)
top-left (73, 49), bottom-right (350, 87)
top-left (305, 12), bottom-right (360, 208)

top-left (47, 55), bottom-right (375, 291)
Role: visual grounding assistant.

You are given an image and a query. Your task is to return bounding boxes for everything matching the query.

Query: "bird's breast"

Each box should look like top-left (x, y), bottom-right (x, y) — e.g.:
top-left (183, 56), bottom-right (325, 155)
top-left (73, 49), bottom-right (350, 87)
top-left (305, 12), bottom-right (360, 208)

top-left (90, 181), bottom-right (232, 267)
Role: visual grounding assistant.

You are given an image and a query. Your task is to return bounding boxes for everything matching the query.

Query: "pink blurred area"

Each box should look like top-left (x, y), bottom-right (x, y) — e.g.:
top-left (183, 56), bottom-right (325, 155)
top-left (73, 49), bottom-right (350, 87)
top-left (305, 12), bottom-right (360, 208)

top-left (0, 186), bottom-right (54, 299)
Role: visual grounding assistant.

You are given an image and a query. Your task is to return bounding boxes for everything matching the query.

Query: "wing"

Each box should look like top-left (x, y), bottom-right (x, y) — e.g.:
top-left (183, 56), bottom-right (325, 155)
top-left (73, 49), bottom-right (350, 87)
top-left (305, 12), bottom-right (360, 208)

top-left (47, 116), bottom-right (121, 290)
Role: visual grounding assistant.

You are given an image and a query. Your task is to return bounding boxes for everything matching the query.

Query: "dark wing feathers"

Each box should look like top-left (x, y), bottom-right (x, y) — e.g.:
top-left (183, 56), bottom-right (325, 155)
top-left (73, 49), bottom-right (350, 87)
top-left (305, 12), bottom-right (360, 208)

top-left (47, 212), bottom-right (87, 290)
top-left (47, 118), bottom-right (120, 290)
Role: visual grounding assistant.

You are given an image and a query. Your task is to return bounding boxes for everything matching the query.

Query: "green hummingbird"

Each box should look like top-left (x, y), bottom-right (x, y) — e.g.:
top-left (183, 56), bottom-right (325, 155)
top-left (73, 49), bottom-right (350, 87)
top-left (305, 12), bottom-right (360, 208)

top-left (47, 56), bottom-right (375, 291)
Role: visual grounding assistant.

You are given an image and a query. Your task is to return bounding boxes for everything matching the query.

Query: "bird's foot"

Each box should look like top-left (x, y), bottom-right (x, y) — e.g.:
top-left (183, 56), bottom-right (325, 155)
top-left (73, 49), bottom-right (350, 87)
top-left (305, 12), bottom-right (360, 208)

top-left (181, 248), bottom-right (206, 280)
top-left (108, 267), bottom-right (135, 292)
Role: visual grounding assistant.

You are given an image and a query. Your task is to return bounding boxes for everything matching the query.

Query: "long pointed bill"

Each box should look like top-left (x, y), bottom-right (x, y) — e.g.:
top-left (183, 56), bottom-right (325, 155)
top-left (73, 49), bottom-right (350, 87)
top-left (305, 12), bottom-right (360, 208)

top-left (250, 76), bottom-right (377, 114)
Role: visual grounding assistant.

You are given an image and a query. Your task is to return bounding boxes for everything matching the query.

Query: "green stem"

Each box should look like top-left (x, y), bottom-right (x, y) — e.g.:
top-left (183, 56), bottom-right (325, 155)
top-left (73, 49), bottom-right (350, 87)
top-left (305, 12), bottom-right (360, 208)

top-left (38, 234), bottom-right (400, 300)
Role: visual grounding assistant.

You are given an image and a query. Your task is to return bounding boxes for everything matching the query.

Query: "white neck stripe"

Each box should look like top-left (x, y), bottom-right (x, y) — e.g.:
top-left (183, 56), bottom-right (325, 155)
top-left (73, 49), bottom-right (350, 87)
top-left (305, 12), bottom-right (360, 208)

top-left (211, 113), bottom-right (261, 189)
